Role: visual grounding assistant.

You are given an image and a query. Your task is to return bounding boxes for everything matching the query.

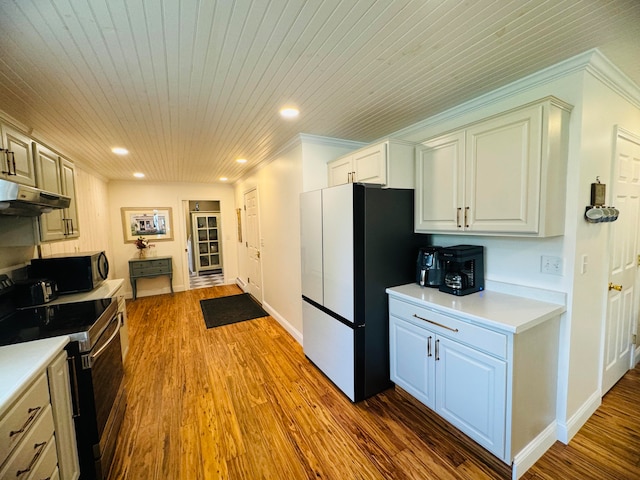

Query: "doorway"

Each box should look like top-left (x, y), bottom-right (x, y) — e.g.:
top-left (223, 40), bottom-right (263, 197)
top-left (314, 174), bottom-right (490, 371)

top-left (602, 127), bottom-right (640, 394)
top-left (186, 200), bottom-right (225, 290)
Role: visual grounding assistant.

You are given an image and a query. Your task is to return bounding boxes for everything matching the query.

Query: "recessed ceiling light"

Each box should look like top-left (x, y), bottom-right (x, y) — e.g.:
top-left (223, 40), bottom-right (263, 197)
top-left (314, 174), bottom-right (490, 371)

top-left (279, 107), bottom-right (299, 118)
top-left (133, 172), bottom-right (145, 178)
top-left (220, 177), bottom-right (228, 182)
top-left (112, 147), bottom-right (129, 155)
top-left (236, 158), bottom-right (247, 164)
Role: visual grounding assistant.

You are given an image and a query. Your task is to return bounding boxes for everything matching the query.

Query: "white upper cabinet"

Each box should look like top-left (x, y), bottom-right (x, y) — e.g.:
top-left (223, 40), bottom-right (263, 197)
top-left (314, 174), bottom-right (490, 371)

top-left (415, 97), bottom-right (571, 237)
top-left (33, 143), bottom-right (79, 241)
top-left (0, 123), bottom-right (36, 187)
top-left (327, 139), bottom-right (414, 188)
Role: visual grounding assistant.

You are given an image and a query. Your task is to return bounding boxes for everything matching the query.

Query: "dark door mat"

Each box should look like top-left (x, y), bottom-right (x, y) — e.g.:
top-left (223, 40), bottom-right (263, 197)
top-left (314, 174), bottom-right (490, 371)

top-left (200, 293), bottom-right (268, 329)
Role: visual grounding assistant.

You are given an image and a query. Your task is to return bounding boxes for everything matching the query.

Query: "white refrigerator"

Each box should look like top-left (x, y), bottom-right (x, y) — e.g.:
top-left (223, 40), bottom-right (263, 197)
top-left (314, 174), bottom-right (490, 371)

top-left (300, 183), bottom-right (420, 401)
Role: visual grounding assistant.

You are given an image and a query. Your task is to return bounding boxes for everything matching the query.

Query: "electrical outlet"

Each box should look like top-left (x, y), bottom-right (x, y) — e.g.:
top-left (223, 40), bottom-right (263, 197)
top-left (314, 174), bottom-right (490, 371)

top-left (541, 255), bottom-right (563, 275)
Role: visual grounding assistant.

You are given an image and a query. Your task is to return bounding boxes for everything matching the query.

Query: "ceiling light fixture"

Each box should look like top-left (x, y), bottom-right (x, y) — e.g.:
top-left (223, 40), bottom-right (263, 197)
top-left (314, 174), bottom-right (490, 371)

top-left (236, 158), bottom-right (247, 164)
top-left (112, 147), bottom-right (129, 155)
top-left (220, 177), bottom-right (228, 182)
top-left (133, 172), bottom-right (145, 178)
top-left (279, 107), bottom-right (299, 119)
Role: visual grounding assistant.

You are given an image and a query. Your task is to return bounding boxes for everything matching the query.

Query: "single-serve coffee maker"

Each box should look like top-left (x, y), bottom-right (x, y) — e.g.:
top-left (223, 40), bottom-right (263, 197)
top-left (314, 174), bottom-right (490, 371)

top-left (416, 246), bottom-right (444, 287)
top-left (438, 245), bottom-right (484, 296)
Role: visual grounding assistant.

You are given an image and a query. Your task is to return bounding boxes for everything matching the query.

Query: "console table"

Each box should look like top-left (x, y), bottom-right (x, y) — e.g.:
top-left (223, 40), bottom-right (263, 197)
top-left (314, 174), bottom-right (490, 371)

top-left (129, 256), bottom-right (173, 300)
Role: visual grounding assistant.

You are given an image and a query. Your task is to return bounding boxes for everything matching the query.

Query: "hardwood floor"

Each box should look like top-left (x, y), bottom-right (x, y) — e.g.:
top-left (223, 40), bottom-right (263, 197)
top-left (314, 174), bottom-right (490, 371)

top-left (109, 285), bottom-right (640, 480)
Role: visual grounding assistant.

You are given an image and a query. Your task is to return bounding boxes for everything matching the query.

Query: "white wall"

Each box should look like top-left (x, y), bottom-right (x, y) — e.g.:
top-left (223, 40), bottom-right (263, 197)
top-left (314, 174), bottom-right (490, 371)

top-left (107, 181), bottom-right (237, 298)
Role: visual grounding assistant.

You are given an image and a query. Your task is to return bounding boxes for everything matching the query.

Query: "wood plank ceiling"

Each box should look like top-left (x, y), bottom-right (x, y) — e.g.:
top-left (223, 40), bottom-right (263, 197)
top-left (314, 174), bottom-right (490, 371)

top-left (0, 0), bottom-right (638, 184)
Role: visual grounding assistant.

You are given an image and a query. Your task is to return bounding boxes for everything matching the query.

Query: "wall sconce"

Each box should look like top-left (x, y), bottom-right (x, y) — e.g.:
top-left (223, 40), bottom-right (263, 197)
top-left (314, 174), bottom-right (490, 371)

top-left (584, 177), bottom-right (619, 223)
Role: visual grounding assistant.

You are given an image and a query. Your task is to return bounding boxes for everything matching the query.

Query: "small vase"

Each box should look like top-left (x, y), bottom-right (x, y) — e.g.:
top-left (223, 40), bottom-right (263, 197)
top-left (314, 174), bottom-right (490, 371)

top-left (138, 249), bottom-right (146, 259)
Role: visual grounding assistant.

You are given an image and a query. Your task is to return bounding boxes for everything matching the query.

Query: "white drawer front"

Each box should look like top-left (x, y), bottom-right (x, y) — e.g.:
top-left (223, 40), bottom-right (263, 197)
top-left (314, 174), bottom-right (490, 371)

top-left (0, 373), bottom-right (50, 465)
top-left (26, 433), bottom-right (58, 480)
top-left (389, 297), bottom-right (507, 358)
top-left (0, 404), bottom-right (55, 480)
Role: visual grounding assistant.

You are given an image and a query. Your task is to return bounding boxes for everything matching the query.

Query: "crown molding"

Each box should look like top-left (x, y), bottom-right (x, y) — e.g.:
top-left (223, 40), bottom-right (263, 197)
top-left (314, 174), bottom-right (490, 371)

top-left (392, 49), bottom-right (640, 140)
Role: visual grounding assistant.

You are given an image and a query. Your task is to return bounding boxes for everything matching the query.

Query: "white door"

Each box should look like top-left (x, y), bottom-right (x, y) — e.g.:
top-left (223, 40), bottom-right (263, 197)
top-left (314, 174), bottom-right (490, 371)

top-left (244, 188), bottom-right (262, 300)
top-left (602, 128), bottom-right (640, 394)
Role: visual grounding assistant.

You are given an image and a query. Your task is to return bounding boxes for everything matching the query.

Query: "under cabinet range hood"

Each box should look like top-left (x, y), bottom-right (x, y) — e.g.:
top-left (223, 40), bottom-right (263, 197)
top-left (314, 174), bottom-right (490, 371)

top-left (0, 178), bottom-right (70, 216)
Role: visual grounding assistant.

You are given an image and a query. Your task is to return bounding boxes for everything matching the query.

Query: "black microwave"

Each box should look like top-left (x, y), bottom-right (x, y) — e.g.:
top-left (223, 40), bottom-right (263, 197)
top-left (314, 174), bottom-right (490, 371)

top-left (29, 251), bottom-right (110, 293)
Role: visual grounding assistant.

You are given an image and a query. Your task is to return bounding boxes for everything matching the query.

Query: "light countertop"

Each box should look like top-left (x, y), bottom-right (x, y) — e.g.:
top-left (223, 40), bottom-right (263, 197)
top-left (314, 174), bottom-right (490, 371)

top-left (0, 336), bottom-right (69, 412)
top-left (47, 278), bottom-right (124, 305)
top-left (386, 283), bottom-right (566, 334)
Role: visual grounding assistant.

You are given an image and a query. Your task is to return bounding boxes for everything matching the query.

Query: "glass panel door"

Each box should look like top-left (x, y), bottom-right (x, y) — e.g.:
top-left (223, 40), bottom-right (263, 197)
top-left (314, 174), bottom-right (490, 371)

top-left (191, 212), bottom-right (222, 273)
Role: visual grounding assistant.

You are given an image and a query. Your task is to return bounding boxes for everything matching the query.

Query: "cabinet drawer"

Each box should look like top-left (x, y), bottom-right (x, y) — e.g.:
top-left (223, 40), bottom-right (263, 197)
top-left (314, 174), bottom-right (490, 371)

top-left (0, 373), bottom-right (50, 465)
top-left (389, 297), bottom-right (507, 358)
top-left (130, 260), bottom-right (170, 275)
top-left (0, 404), bottom-right (55, 480)
top-left (26, 433), bottom-right (58, 480)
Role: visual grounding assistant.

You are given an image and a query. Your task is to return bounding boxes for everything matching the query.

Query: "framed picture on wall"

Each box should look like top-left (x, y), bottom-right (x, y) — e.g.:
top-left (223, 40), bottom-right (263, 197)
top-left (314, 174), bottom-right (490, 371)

top-left (121, 207), bottom-right (174, 242)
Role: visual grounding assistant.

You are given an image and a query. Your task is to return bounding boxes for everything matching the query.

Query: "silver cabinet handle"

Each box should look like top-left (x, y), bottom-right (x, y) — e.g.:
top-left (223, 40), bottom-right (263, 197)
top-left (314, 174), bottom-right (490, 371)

top-left (456, 207), bottom-right (462, 228)
top-left (427, 336), bottom-right (432, 357)
top-left (435, 339), bottom-right (440, 361)
top-left (413, 314), bottom-right (459, 332)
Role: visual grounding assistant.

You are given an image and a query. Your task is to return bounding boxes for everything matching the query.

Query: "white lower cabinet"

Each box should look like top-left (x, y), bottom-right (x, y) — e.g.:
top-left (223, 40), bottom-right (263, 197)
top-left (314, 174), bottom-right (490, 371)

top-left (388, 289), bottom-right (561, 475)
top-left (390, 312), bottom-right (506, 459)
top-left (0, 348), bottom-right (79, 480)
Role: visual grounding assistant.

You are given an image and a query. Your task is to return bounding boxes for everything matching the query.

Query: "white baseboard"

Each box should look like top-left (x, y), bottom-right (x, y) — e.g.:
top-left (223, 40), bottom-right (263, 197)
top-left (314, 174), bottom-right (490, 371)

top-left (262, 300), bottom-right (303, 345)
top-left (556, 389), bottom-right (601, 444)
top-left (125, 285), bottom-right (180, 300)
top-left (511, 421), bottom-right (558, 479)
top-left (236, 277), bottom-right (247, 291)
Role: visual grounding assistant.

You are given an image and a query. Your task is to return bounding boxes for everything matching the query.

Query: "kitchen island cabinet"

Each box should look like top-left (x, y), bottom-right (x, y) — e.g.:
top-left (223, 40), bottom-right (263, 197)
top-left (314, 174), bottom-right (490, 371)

top-left (387, 283), bottom-right (564, 478)
top-left (415, 97), bottom-right (571, 236)
top-left (0, 337), bottom-right (79, 480)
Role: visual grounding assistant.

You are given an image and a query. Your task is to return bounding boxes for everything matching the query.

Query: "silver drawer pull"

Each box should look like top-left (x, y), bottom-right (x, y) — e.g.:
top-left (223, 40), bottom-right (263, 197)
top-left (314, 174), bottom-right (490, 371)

top-left (413, 314), bottom-right (459, 333)
top-left (16, 441), bottom-right (46, 476)
top-left (9, 406), bottom-right (41, 437)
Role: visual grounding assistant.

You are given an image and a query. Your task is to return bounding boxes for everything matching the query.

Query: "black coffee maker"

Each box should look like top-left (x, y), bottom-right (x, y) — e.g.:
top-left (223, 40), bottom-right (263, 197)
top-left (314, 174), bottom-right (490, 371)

top-left (439, 245), bottom-right (485, 296)
top-left (416, 246), bottom-right (444, 287)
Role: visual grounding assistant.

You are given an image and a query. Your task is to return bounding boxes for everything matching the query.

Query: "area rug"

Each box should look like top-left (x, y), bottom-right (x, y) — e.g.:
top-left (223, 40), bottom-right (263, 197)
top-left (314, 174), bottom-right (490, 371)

top-left (200, 293), bottom-right (268, 329)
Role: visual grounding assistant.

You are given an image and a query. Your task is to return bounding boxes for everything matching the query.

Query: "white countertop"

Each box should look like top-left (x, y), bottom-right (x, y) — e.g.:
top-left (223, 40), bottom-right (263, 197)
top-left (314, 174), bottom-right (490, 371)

top-left (386, 283), bottom-right (566, 334)
top-left (47, 278), bottom-right (124, 305)
top-left (0, 336), bottom-right (69, 412)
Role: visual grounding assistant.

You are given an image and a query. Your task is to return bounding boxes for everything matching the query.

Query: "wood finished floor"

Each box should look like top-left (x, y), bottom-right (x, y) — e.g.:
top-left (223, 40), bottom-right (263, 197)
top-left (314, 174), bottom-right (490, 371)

top-left (109, 285), bottom-right (640, 480)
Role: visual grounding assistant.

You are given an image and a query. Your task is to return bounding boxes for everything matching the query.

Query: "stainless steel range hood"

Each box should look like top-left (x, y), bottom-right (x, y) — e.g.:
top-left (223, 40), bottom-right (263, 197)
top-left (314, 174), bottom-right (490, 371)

top-left (0, 178), bottom-right (70, 216)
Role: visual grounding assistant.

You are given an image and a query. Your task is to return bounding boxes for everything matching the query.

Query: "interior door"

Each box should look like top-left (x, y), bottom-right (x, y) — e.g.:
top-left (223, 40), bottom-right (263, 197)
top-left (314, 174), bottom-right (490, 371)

top-left (602, 128), bottom-right (640, 394)
top-left (244, 188), bottom-right (262, 300)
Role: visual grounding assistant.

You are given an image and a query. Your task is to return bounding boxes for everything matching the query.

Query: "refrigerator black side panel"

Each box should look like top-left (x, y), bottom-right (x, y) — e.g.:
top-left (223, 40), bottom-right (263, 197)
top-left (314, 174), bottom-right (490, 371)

top-left (352, 184), bottom-right (424, 401)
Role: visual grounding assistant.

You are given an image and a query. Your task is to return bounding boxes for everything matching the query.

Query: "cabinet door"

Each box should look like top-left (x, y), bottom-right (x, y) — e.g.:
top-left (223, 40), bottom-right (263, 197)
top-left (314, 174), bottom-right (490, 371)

top-left (435, 336), bottom-right (507, 459)
top-left (353, 143), bottom-right (387, 185)
top-left (389, 316), bottom-right (435, 408)
top-left (415, 132), bottom-right (464, 232)
top-left (328, 156), bottom-right (353, 186)
top-left (47, 351), bottom-right (80, 480)
top-left (34, 144), bottom-right (65, 241)
top-left (465, 105), bottom-right (542, 233)
top-left (60, 158), bottom-right (79, 238)
top-left (1, 124), bottom-right (36, 186)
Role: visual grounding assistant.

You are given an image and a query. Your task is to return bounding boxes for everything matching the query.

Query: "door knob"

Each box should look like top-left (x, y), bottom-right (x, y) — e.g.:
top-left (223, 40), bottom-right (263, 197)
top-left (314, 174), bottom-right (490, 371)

top-left (256, 251), bottom-right (260, 259)
top-left (608, 282), bottom-right (623, 291)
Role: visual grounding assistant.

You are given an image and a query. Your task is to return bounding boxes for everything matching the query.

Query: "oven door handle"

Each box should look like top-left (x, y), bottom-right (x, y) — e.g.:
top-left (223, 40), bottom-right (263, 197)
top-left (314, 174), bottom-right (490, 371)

top-left (89, 313), bottom-right (122, 364)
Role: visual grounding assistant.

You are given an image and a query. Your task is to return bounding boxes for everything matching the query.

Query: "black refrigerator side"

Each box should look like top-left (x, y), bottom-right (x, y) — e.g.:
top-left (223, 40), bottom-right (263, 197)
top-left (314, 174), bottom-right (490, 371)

top-left (352, 183), bottom-right (424, 400)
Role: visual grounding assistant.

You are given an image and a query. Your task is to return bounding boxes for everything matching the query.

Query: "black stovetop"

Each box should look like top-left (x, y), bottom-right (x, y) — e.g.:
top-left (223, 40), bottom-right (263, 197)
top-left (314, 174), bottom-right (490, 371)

top-left (0, 274), bottom-right (116, 350)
